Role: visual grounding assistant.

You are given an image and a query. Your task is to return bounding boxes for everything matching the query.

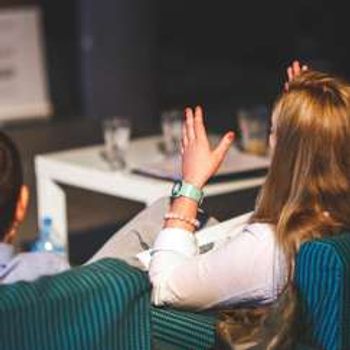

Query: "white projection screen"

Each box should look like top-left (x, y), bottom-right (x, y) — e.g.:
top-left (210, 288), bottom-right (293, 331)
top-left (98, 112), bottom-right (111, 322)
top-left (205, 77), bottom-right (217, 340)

top-left (0, 6), bottom-right (51, 122)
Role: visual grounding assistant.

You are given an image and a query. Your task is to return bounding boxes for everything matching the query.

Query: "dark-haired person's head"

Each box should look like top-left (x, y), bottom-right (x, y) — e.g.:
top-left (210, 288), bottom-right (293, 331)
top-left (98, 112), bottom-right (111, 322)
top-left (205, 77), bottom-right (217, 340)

top-left (0, 131), bottom-right (29, 243)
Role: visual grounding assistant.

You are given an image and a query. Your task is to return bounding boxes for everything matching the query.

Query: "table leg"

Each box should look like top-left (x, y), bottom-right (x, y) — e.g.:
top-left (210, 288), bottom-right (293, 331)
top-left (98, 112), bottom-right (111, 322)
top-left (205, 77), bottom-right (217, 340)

top-left (36, 175), bottom-right (68, 252)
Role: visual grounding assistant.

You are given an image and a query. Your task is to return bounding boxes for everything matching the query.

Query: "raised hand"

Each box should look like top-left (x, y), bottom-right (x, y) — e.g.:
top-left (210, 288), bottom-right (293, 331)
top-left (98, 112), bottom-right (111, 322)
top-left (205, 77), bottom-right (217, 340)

top-left (284, 60), bottom-right (308, 91)
top-left (181, 106), bottom-right (234, 189)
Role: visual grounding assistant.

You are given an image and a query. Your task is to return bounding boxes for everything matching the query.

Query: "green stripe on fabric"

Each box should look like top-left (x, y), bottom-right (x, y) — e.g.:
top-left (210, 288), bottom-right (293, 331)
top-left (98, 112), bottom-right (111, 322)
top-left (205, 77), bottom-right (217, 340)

top-left (295, 233), bottom-right (350, 350)
top-left (152, 307), bottom-right (215, 349)
top-left (50, 274), bottom-right (73, 350)
top-left (331, 236), bottom-right (350, 350)
top-left (153, 315), bottom-right (215, 342)
top-left (0, 258), bottom-right (151, 350)
top-left (153, 308), bottom-right (215, 329)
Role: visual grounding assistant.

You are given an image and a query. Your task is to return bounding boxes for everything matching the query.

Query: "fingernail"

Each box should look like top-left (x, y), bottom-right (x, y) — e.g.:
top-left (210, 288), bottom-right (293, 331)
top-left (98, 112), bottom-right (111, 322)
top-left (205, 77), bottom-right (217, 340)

top-left (227, 132), bottom-right (234, 141)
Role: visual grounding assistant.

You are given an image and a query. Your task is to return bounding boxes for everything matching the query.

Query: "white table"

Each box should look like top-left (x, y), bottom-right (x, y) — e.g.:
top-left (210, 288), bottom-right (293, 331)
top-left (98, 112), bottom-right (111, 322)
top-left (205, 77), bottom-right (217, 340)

top-left (35, 136), bottom-right (266, 249)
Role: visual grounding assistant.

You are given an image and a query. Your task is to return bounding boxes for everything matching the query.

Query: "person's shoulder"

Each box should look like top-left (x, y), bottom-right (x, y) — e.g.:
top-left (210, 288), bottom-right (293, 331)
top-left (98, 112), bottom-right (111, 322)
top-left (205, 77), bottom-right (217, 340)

top-left (244, 222), bottom-right (275, 241)
top-left (19, 251), bottom-right (68, 263)
top-left (17, 252), bottom-right (70, 273)
top-left (1, 252), bottom-right (70, 284)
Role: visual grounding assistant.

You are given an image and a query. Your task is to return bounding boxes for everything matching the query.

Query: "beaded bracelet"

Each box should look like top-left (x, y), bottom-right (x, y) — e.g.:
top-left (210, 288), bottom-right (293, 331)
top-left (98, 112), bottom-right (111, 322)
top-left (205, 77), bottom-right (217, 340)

top-left (164, 212), bottom-right (201, 229)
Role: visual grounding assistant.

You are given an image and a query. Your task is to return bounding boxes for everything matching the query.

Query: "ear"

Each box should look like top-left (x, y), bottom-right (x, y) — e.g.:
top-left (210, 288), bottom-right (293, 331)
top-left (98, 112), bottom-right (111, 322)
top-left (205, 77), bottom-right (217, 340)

top-left (15, 185), bottom-right (30, 224)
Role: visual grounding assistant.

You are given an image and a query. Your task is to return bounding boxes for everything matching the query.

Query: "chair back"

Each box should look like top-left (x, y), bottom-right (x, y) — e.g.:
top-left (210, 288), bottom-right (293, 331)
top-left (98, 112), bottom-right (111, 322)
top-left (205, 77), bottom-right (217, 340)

top-left (295, 233), bottom-right (350, 350)
top-left (0, 259), bottom-right (151, 350)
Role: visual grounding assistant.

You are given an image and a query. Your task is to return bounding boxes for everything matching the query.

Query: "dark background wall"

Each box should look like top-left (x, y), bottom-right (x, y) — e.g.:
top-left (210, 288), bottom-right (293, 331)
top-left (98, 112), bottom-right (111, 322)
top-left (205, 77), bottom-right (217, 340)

top-left (39, 0), bottom-right (158, 134)
top-left (155, 0), bottom-right (350, 131)
top-left (40, 0), bottom-right (79, 118)
top-left (37, 0), bottom-right (350, 133)
top-left (78, 0), bottom-right (157, 132)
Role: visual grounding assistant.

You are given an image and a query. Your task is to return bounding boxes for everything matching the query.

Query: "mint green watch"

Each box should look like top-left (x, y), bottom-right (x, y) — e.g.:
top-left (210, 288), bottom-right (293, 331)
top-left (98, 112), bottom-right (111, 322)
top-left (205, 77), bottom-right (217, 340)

top-left (171, 180), bottom-right (204, 204)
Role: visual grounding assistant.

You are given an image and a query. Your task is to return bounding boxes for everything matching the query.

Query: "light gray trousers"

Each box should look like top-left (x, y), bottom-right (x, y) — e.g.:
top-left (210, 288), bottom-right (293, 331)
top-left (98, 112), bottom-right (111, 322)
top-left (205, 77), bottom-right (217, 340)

top-left (88, 197), bottom-right (218, 269)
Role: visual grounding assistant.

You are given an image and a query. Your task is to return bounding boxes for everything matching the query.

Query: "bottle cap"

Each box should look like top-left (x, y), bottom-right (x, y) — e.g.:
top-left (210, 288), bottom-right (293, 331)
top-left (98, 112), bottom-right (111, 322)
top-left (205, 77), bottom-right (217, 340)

top-left (43, 216), bottom-right (52, 226)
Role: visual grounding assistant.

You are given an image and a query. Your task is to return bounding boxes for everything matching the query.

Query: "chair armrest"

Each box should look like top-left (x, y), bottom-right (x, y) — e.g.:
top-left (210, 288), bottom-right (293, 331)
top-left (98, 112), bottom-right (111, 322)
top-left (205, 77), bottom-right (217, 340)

top-left (0, 258), bottom-right (151, 350)
top-left (152, 306), bottom-right (216, 350)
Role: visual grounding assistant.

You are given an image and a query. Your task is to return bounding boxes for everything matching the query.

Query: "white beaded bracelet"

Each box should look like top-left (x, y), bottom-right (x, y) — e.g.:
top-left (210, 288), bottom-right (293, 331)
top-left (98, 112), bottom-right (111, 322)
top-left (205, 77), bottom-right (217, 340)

top-left (164, 212), bottom-right (201, 229)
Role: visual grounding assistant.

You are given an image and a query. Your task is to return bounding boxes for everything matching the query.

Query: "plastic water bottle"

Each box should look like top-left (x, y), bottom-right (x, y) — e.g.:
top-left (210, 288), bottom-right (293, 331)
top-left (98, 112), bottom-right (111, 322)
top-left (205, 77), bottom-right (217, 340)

top-left (31, 216), bottom-right (65, 256)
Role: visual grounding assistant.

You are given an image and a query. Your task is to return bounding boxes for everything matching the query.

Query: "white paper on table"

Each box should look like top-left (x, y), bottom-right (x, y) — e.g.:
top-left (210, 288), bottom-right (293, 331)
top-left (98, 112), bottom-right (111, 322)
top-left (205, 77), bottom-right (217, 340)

top-left (133, 146), bottom-right (271, 181)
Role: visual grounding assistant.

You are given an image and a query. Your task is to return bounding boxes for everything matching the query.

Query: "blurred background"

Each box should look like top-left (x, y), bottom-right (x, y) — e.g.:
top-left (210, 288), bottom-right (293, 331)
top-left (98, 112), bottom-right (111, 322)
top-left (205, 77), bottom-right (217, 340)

top-left (0, 0), bottom-right (348, 262)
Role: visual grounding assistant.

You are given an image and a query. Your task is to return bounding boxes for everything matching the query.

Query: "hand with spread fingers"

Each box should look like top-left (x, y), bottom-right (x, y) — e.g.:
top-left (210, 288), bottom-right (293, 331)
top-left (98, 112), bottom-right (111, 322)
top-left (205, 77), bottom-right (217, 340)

top-left (181, 106), bottom-right (234, 189)
top-left (284, 60), bottom-right (308, 91)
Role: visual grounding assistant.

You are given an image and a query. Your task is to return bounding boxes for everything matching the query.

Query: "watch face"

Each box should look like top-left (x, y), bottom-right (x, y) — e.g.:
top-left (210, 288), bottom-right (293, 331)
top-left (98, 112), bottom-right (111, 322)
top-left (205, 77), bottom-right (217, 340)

top-left (171, 180), bottom-right (182, 197)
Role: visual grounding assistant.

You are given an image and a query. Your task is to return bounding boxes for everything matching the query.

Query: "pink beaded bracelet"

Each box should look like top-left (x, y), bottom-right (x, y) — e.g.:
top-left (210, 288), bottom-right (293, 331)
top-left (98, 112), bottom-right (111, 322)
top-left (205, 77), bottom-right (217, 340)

top-left (164, 212), bottom-right (200, 229)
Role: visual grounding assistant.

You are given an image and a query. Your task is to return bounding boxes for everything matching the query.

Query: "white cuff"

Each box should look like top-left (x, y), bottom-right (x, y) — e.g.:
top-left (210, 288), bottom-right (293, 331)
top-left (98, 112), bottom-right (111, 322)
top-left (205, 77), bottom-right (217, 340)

top-left (152, 227), bottom-right (198, 257)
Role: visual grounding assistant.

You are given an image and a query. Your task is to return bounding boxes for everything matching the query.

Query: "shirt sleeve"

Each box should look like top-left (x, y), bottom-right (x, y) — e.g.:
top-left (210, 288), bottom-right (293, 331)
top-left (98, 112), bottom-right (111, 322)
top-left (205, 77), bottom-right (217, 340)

top-left (149, 223), bottom-right (284, 310)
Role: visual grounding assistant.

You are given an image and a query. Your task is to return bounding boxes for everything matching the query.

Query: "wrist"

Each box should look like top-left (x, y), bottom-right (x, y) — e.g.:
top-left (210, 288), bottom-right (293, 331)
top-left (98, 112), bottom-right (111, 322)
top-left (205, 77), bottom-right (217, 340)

top-left (164, 212), bottom-right (200, 229)
top-left (171, 196), bottom-right (199, 213)
top-left (183, 177), bottom-right (205, 190)
top-left (165, 197), bottom-right (199, 232)
top-left (171, 179), bottom-right (204, 204)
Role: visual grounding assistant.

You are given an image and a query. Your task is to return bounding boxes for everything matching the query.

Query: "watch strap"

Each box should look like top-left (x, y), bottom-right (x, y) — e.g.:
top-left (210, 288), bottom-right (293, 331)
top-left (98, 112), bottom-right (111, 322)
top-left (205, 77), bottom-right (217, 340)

top-left (172, 180), bottom-right (204, 204)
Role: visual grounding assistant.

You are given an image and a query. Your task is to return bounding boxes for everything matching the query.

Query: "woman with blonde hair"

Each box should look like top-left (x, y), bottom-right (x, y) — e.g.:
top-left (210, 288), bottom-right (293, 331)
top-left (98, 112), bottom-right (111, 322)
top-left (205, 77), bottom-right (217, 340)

top-left (91, 61), bottom-right (350, 348)
top-left (146, 62), bottom-right (350, 348)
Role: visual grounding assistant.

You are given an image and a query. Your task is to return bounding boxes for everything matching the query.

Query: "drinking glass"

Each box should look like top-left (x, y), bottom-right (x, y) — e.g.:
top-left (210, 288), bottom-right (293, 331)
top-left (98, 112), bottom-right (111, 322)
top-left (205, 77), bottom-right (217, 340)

top-left (102, 117), bottom-right (131, 169)
top-left (161, 109), bottom-right (183, 156)
top-left (237, 106), bottom-right (269, 155)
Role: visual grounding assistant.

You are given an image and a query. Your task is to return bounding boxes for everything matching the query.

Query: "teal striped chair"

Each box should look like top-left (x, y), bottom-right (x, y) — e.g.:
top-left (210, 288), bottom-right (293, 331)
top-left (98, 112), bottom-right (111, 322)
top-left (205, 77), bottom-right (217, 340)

top-left (150, 233), bottom-right (350, 350)
top-left (1, 233), bottom-right (350, 349)
top-left (152, 307), bottom-right (216, 349)
top-left (0, 259), bottom-right (151, 350)
top-left (295, 233), bottom-right (350, 349)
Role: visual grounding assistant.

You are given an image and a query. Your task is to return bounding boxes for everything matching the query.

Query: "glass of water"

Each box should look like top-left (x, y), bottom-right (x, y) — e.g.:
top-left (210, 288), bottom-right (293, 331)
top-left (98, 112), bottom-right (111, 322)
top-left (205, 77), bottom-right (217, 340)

top-left (161, 109), bottom-right (183, 156)
top-left (237, 106), bottom-right (269, 156)
top-left (102, 117), bottom-right (131, 169)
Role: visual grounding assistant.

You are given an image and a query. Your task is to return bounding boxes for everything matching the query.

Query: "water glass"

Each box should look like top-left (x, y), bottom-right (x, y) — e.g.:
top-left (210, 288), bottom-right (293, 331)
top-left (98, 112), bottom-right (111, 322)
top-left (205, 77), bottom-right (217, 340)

top-left (102, 117), bottom-right (131, 169)
top-left (237, 106), bottom-right (269, 155)
top-left (161, 109), bottom-right (183, 156)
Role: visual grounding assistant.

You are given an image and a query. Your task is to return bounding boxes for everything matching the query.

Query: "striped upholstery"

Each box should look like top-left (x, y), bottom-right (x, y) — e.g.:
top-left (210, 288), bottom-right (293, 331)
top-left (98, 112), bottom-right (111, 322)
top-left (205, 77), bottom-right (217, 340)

top-left (152, 307), bottom-right (216, 350)
top-left (151, 233), bottom-right (350, 350)
top-left (295, 233), bottom-right (350, 350)
top-left (0, 258), bottom-right (151, 350)
top-left (1, 234), bottom-right (350, 350)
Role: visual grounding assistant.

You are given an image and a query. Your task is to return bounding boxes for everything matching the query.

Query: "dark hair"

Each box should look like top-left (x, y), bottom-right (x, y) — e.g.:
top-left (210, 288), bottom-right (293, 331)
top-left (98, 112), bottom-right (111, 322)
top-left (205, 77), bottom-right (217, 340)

top-left (0, 131), bottom-right (23, 240)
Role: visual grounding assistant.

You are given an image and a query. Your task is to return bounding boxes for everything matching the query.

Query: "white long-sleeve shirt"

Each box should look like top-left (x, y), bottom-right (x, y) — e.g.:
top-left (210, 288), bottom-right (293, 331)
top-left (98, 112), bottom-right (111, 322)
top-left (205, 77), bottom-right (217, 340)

top-left (149, 213), bottom-right (287, 310)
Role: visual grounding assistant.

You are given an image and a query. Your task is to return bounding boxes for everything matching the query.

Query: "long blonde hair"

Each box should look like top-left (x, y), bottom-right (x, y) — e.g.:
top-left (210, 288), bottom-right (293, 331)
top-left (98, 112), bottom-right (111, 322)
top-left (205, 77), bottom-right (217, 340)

top-left (254, 70), bottom-right (350, 269)
top-left (217, 70), bottom-right (350, 349)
